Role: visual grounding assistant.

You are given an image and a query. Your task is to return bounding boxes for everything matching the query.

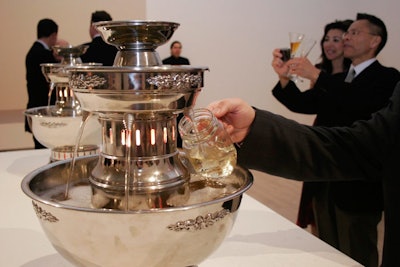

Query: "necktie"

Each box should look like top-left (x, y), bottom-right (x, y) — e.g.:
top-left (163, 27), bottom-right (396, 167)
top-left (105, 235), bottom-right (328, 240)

top-left (345, 68), bottom-right (356, 83)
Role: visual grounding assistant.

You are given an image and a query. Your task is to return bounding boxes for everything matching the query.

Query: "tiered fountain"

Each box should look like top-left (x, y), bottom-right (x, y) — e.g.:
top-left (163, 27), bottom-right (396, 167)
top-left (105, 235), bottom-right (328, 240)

top-left (22, 21), bottom-right (253, 267)
top-left (25, 44), bottom-right (101, 161)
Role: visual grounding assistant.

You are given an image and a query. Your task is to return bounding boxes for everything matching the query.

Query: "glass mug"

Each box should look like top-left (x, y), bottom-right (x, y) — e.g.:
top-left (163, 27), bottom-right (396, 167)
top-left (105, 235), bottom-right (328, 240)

top-left (178, 108), bottom-right (237, 178)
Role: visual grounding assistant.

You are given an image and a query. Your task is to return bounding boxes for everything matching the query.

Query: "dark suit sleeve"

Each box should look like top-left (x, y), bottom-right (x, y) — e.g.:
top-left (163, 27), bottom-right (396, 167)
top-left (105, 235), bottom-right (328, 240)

top-left (314, 71), bottom-right (346, 91)
top-left (238, 82), bottom-right (400, 182)
top-left (272, 81), bottom-right (320, 114)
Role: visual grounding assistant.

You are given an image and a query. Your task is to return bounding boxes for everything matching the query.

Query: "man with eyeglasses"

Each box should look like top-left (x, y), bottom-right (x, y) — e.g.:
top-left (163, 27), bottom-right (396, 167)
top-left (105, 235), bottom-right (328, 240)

top-left (271, 13), bottom-right (399, 267)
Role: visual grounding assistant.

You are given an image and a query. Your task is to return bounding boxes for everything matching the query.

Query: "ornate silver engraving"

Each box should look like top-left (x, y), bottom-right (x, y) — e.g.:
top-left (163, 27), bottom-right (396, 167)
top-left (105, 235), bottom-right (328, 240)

top-left (39, 121), bottom-right (67, 128)
top-left (147, 73), bottom-right (202, 90)
top-left (70, 74), bottom-right (107, 89)
top-left (32, 201), bottom-right (59, 223)
top-left (167, 209), bottom-right (229, 231)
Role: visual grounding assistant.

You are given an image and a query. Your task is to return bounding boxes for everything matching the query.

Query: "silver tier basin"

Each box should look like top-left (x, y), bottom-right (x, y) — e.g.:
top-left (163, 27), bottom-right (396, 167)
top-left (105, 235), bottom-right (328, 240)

top-left (41, 63), bottom-right (103, 84)
top-left (41, 63), bottom-right (70, 84)
top-left (24, 107), bottom-right (101, 160)
top-left (68, 65), bottom-right (208, 113)
top-left (21, 155), bottom-right (253, 267)
top-left (94, 20), bottom-right (179, 66)
top-left (53, 45), bottom-right (89, 65)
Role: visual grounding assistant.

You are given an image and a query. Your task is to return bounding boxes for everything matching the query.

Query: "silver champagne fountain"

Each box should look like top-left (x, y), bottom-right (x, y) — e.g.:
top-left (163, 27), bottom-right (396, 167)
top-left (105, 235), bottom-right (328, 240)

top-left (22, 21), bottom-right (253, 267)
top-left (25, 45), bottom-right (101, 161)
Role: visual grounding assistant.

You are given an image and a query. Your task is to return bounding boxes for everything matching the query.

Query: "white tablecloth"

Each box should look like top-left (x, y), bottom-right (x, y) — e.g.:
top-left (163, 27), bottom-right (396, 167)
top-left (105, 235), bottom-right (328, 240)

top-left (0, 149), bottom-right (361, 266)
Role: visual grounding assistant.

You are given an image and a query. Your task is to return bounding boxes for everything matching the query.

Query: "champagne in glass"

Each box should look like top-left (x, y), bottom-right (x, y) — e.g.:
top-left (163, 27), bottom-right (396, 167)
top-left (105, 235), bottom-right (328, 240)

top-left (289, 32), bottom-right (305, 58)
top-left (295, 38), bottom-right (316, 57)
top-left (290, 37), bottom-right (316, 82)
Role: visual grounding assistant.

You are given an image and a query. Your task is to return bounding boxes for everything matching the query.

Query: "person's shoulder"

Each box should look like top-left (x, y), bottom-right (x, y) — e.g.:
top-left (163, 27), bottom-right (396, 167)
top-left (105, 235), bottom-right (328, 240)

top-left (173, 57), bottom-right (189, 65)
top-left (26, 42), bottom-right (52, 58)
top-left (29, 42), bottom-right (45, 52)
top-left (95, 37), bottom-right (117, 49)
top-left (372, 60), bottom-right (397, 70)
top-left (181, 57), bottom-right (190, 63)
top-left (162, 56), bottom-right (173, 64)
top-left (93, 36), bottom-right (109, 45)
top-left (26, 42), bottom-right (37, 55)
top-left (373, 61), bottom-right (400, 77)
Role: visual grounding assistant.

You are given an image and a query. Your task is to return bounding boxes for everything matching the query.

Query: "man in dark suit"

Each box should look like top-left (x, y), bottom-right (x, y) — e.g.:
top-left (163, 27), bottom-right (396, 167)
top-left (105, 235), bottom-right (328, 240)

top-left (80, 10), bottom-right (118, 66)
top-left (25, 18), bottom-right (59, 149)
top-left (207, 81), bottom-right (400, 267)
top-left (270, 13), bottom-right (399, 266)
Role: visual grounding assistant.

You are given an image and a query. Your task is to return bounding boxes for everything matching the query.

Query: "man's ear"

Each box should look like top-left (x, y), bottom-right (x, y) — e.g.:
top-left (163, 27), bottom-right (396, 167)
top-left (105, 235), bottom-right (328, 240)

top-left (370, 35), bottom-right (381, 50)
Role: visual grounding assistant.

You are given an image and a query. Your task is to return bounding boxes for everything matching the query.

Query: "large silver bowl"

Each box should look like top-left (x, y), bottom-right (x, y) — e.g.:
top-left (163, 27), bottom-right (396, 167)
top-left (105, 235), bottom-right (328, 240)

top-left (21, 155), bottom-right (253, 267)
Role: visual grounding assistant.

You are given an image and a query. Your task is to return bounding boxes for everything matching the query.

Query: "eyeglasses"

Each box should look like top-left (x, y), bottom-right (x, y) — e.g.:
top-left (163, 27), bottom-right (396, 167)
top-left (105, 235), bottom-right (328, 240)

top-left (342, 29), bottom-right (377, 38)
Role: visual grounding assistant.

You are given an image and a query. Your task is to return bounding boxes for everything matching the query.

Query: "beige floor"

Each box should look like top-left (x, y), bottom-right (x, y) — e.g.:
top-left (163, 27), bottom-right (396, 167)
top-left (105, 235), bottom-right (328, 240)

top-left (246, 169), bottom-right (384, 265)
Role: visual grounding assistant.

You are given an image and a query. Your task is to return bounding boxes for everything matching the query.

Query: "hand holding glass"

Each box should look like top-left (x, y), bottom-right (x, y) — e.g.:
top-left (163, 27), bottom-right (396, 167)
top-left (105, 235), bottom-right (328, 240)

top-left (289, 38), bottom-right (316, 82)
top-left (280, 48), bottom-right (291, 62)
top-left (179, 108), bottom-right (237, 179)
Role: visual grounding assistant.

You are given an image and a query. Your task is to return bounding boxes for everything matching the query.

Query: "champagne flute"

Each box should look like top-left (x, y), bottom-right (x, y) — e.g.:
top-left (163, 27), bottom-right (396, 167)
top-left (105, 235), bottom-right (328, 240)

top-left (289, 37), bottom-right (316, 83)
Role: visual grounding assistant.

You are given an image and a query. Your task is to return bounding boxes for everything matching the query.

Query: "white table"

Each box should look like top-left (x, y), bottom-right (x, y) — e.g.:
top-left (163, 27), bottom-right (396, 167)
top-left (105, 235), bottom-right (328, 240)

top-left (0, 149), bottom-right (361, 267)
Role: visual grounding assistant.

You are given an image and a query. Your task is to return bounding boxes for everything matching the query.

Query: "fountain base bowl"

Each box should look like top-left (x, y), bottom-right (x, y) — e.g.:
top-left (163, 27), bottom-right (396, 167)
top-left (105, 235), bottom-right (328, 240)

top-left (21, 155), bottom-right (253, 267)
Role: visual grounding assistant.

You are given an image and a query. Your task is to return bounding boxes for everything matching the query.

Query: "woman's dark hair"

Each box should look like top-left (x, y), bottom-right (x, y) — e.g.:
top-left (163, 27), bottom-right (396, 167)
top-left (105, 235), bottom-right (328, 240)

top-left (316, 19), bottom-right (353, 74)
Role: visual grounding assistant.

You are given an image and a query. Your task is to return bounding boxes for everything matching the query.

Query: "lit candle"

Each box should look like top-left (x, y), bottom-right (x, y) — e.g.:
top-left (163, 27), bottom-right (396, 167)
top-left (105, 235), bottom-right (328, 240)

top-left (151, 129), bottom-right (156, 145)
top-left (135, 129), bottom-right (141, 146)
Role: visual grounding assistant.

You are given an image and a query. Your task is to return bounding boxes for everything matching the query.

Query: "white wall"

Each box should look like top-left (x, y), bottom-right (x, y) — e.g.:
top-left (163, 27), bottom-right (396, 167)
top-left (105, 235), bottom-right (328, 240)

top-left (0, 0), bottom-right (399, 131)
top-left (148, 0), bottom-right (400, 125)
top-left (0, 0), bottom-right (146, 111)
top-left (0, 0), bottom-right (146, 150)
